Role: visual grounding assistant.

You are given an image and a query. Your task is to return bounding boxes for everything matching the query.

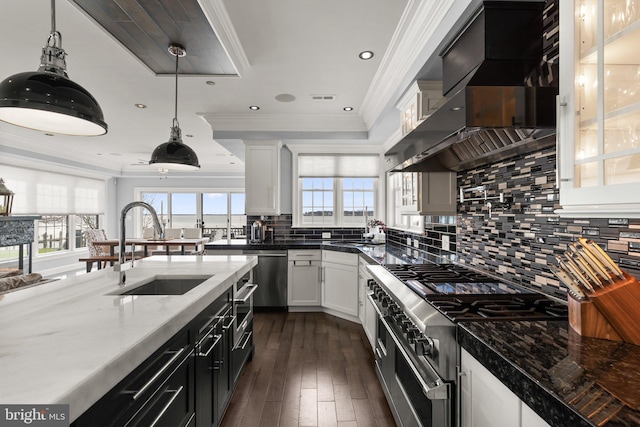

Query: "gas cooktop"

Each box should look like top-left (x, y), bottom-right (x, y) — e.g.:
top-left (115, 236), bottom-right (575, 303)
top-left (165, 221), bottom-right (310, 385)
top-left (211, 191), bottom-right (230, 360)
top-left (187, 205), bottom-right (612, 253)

top-left (384, 263), bottom-right (517, 297)
top-left (383, 263), bottom-right (569, 321)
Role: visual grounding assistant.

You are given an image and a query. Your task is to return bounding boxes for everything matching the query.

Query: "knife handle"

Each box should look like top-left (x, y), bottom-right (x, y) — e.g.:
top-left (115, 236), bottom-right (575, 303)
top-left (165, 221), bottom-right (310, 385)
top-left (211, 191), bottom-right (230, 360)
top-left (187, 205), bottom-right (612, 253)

top-left (580, 238), bottom-right (625, 279)
top-left (551, 265), bottom-right (587, 299)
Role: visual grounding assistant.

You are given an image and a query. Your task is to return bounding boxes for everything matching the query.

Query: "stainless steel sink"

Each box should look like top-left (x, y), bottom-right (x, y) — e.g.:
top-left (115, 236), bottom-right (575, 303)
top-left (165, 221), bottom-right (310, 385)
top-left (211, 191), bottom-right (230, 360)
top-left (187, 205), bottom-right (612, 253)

top-left (110, 275), bottom-right (213, 296)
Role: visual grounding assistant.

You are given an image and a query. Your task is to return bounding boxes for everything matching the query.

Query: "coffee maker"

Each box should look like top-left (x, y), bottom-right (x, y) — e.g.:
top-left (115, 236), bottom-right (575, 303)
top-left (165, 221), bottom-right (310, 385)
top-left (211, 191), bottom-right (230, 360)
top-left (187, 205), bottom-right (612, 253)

top-left (250, 219), bottom-right (266, 243)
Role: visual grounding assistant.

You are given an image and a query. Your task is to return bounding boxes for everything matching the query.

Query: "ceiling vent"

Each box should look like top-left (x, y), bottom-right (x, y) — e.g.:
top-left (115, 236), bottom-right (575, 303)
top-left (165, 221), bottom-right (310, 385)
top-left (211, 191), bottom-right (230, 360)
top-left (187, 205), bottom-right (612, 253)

top-left (310, 94), bottom-right (336, 101)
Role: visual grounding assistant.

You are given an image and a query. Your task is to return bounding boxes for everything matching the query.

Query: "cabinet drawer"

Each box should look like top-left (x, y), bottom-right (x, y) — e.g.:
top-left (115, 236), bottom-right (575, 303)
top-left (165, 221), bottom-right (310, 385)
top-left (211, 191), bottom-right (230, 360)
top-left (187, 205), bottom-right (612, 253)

top-left (288, 249), bottom-right (321, 261)
top-left (322, 250), bottom-right (358, 266)
top-left (124, 351), bottom-right (195, 427)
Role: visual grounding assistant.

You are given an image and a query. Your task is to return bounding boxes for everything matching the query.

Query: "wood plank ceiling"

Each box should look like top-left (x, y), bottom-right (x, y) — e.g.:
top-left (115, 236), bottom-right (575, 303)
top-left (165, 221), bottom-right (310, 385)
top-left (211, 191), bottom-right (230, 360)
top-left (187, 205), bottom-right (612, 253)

top-left (71, 0), bottom-right (237, 76)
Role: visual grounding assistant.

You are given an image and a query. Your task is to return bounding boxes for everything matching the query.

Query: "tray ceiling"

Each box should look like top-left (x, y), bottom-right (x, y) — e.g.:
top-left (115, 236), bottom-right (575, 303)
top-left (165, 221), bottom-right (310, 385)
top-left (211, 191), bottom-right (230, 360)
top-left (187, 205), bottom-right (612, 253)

top-left (71, 0), bottom-right (237, 76)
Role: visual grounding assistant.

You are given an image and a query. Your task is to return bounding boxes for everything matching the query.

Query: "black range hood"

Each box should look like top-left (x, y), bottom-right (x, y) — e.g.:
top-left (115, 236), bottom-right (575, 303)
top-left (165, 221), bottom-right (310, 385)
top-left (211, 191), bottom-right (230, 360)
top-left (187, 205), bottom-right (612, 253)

top-left (386, 0), bottom-right (558, 172)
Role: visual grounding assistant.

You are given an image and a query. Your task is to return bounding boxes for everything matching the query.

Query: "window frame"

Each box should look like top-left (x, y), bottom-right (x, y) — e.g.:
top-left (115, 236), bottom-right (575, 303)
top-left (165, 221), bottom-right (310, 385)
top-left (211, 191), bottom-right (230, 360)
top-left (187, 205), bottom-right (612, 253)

top-left (136, 188), bottom-right (246, 243)
top-left (288, 145), bottom-right (384, 228)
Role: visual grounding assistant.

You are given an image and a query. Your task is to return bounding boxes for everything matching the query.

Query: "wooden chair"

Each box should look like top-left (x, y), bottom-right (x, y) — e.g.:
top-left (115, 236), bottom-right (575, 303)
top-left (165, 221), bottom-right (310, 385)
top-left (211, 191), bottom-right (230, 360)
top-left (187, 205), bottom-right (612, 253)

top-left (83, 229), bottom-right (110, 271)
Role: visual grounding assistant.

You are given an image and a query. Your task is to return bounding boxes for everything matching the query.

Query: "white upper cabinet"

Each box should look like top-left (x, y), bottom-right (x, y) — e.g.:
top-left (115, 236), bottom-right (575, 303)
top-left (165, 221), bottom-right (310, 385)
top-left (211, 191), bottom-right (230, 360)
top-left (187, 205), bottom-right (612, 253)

top-left (396, 81), bottom-right (444, 136)
top-left (398, 171), bottom-right (456, 216)
top-left (244, 140), bottom-right (281, 215)
top-left (558, 0), bottom-right (640, 216)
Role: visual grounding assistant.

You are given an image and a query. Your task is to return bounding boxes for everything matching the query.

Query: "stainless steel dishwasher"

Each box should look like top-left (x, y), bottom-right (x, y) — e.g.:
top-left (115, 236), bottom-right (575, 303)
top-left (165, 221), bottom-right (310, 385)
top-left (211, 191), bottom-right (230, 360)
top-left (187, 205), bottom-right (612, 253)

top-left (242, 250), bottom-right (288, 309)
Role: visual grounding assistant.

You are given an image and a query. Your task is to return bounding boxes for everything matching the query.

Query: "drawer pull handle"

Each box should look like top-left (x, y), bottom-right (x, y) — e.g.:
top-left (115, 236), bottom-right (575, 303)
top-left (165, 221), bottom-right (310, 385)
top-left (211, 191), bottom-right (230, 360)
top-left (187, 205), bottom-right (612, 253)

top-left (223, 315), bottom-right (237, 330)
top-left (149, 386), bottom-right (184, 427)
top-left (197, 333), bottom-right (222, 357)
top-left (235, 331), bottom-right (253, 351)
top-left (234, 284), bottom-right (258, 304)
top-left (133, 347), bottom-right (186, 400)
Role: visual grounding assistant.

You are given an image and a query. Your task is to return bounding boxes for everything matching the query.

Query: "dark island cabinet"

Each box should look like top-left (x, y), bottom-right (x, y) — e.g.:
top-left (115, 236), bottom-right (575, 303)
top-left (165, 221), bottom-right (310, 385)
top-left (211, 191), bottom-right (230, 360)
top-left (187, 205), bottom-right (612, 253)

top-left (72, 287), bottom-right (238, 427)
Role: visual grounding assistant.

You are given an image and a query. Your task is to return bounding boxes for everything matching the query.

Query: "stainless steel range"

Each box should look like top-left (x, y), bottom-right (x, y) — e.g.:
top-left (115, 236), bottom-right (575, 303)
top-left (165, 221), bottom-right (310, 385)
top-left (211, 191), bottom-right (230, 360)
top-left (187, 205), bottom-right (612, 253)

top-left (367, 263), bottom-right (567, 427)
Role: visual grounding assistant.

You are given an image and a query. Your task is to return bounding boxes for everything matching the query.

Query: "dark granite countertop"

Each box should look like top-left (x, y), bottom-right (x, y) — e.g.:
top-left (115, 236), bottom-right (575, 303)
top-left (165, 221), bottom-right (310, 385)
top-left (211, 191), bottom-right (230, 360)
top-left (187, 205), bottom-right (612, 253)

top-left (204, 240), bottom-right (416, 265)
top-left (459, 321), bottom-right (640, 427)
top-left (207, 241), bottom-right (640, 425)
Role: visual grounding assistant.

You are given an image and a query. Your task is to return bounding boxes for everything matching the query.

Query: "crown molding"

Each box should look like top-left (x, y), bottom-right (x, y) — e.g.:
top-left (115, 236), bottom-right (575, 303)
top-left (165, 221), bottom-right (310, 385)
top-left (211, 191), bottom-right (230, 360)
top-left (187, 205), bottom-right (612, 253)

top-left (360, 0), bottom-right (456, 129)
top-left (198, 112), bottom-right (368, 139)
top-left (198, 0), bottom-right (251, 76)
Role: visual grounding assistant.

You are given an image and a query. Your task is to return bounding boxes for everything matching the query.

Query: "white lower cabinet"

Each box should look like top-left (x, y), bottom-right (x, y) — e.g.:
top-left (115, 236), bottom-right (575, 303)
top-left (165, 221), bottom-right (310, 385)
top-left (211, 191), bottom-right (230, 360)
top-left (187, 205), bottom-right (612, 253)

top-left (460, 348), bottom-right (550, 427)
top-left (321, 251), bottom-right (359, 317)
top-left (521, 403), bottom-right (552, 427)
top-left (287, 250), bottom-right (321, 306)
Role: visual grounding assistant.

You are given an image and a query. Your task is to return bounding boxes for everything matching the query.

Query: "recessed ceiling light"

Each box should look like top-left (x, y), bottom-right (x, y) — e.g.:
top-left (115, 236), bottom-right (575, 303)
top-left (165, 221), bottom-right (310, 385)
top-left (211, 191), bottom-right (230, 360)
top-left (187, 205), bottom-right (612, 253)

top-left (343, 107), bottom-right (354, 111)
top-left (249, 106), bottom-right (260, 110)
top-left (359, 51), bottom-right (374, 60)
top-left (205, 81), bottom-right (216, 86)
top-left (134, 103), bottom-right (147, 109)
top-left (450, 106), bottom-right (464, 111)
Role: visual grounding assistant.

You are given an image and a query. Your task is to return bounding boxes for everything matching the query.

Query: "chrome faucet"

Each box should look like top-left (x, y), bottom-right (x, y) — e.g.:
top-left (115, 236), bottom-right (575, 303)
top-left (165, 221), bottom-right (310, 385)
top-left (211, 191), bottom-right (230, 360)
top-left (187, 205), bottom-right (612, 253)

top-left (115, 201), bottom-right (163, 285)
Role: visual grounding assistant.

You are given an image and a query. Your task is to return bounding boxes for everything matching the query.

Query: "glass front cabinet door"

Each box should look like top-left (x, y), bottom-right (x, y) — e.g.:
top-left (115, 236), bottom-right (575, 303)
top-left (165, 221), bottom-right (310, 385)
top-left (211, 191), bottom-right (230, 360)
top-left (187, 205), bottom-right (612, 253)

top-left (558, 0), bottom-right (640, 216)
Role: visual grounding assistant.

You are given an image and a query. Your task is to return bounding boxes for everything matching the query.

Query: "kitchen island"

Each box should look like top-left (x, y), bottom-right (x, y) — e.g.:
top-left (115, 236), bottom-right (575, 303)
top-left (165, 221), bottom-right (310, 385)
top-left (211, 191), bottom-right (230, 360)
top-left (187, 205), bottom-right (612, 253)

top-left (0, 255), bottom-right (257, 422)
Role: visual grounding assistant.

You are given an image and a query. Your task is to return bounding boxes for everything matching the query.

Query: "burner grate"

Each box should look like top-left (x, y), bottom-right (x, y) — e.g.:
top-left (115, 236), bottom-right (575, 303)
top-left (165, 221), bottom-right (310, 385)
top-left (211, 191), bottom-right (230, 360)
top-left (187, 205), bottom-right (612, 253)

top-left (427, 294), bottom-right (568, 321)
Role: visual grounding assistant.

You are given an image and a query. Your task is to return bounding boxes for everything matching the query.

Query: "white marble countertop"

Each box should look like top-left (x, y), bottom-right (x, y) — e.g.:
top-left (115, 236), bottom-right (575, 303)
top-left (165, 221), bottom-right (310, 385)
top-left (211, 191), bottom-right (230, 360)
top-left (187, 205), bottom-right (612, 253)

top-left (0, 255), bottom-right (257, 421)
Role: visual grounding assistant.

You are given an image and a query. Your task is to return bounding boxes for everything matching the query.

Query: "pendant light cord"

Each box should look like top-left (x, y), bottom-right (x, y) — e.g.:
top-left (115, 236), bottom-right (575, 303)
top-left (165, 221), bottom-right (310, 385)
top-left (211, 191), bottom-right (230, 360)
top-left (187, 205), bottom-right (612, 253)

top-left (173, 48), bottom-right (179, 128)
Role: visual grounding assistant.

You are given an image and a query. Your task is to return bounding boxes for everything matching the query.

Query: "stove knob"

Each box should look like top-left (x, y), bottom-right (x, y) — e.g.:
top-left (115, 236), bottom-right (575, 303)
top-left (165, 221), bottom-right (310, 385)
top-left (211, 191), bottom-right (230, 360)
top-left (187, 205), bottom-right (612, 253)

top-left (401, 319), bottom-right (413, 333)
top-left (406, 327), bottom-right (419, 342)
top-left (381, 296), bottom-right (391, 308)
top-left (392, 312), bottom-right (406, 324)
top-left (414, 336), bottom-right (435, 356)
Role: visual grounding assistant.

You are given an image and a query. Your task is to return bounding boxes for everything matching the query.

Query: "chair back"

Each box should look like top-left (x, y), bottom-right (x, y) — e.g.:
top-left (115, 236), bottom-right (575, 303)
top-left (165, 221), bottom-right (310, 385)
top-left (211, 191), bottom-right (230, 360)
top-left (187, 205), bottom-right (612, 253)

top-left (142, 227), bottom-right (157, 239)
top-left (182, 228), bottom-right (202, 239)
top-left (164, 228), bottom-right (183, 239)
top-left (84, 229), bottom-right (108, 256)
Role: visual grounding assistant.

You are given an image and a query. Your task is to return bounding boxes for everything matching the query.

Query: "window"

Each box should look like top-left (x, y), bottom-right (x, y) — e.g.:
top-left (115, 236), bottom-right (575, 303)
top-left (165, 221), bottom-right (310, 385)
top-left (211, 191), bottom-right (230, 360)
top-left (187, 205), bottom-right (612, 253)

top-left (291, 150), bottom-right (380, 227)
top-left (140, 191), bottom-right (246, 243)
top-left (301, 178), bottom-right (334, 225)
top-left (37, 216), bottom-right (68, 253)
top-left (343, 178), bottom-right (375, 226)
top-left (0, 166), bottom-right (106, 266)
top-left (75, 215), bottom-right (100, 249)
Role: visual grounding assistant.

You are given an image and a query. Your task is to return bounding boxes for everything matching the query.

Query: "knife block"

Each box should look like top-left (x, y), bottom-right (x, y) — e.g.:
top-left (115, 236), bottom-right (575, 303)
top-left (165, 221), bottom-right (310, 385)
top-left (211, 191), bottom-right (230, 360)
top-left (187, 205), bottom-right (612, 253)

top-left (568, 272), bottom-right (640, 346)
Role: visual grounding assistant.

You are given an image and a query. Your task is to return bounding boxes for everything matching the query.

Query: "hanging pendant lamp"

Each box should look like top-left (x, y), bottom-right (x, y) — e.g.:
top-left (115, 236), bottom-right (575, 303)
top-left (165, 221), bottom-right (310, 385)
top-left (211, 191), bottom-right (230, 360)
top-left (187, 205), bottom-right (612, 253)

top-left (149, 44), bottom-right (200, 171)
top-left (0, 0), bottom-right (107, 136)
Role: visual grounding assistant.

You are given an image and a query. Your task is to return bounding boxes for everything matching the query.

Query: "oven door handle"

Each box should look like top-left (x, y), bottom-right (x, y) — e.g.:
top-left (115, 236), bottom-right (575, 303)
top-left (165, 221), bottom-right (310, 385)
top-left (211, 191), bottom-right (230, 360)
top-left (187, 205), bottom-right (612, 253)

top-left (234, 284), bottom-right (258, 304)
top-left (379, 314), bottom-right (450, 400)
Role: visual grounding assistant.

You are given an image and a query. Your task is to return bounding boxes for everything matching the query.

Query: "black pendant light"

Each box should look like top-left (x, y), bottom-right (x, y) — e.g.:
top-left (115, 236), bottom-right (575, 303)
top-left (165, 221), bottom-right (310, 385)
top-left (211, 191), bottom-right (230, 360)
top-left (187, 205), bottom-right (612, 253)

top-left (0, 0), bottom-right (107, 136)
top-left (149, 44), bottom-right (200, 171)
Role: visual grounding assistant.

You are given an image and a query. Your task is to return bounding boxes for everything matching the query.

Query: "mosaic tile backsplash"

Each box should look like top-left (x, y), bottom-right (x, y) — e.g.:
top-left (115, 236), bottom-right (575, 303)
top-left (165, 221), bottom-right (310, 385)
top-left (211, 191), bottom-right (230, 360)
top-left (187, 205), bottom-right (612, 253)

top-left (394, 146), bottom-right (640, 300)
top-left (246, 214), bottom-right (367, 242)
top-left (248, 146), bottom-right (640, 301)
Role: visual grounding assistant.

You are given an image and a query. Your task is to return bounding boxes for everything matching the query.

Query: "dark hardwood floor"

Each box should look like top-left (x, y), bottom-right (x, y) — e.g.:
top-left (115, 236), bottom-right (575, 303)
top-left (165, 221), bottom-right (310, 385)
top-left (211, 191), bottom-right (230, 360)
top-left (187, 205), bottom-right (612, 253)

top-left (221, 312), bottom-right (396, 427)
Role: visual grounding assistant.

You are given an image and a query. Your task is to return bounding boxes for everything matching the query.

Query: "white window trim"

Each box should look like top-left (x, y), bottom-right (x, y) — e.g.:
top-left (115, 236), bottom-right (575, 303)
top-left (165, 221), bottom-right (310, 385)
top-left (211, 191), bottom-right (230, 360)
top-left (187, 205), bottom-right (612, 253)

top-left (287, 144), bottom-right (385, 228)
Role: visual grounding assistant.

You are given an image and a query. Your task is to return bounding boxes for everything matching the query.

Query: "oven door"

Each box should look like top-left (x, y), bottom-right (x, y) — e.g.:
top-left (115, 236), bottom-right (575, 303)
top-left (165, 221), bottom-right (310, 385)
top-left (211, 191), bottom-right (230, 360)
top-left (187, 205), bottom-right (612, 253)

top-left (371, 295), bottom-right (451, 427)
